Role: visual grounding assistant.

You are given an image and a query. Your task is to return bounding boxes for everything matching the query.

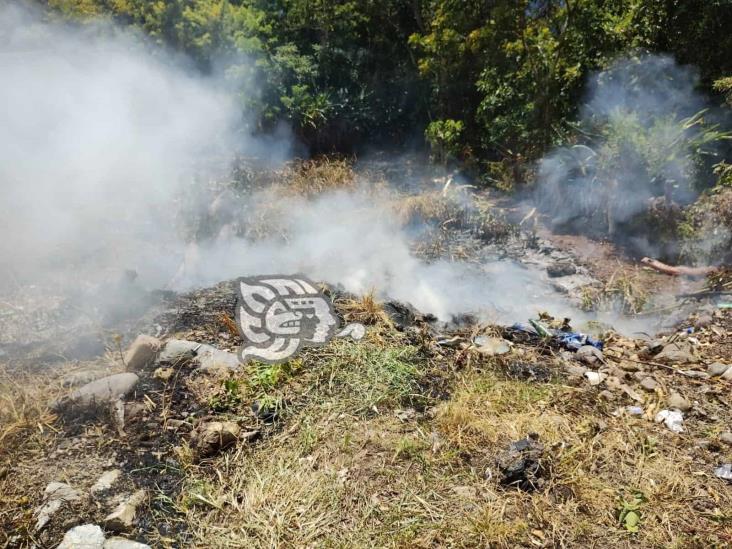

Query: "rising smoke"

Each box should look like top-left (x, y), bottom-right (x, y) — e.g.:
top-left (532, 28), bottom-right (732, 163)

top-left (535, 54), bottom-right (725, 259)
top-left (1, 5), bottom-right (705, 334)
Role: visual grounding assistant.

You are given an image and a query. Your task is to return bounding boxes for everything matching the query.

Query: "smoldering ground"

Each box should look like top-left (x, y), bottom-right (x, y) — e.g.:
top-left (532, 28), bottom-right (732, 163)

top-left (534, 54), bottom-right (730, 261)
top-left (0, 5), bottom-right (691, 336)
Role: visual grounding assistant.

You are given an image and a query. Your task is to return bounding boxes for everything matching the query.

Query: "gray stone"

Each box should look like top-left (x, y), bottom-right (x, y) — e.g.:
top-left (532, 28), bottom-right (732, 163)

top-left (91, 469), bottom-right (122, 495)
top-left (722, 368), bottom-right (732, 381)
top-left (719, 432), bottom-right (732, 446)
top-left (104, 489), bottom-right (147, 533)
top-left (562, 363), bottom-right (588, 378)
top-left (61, 369), bottom-right (109, 388)
top-left (667, 392), bottom-right (691, 412)
top-left (104, 539), bottom-right (152, 549)
top-left (576, 345), bottom-right (604, 366)
top-left (655, 341), bottom-right (698, 364)
top-left (34, 482), bottom-right (82, 531)
top-left (646, 339), bottom-right (665, 354)
top-left (547, 262), bottom-right (577, 278)
top-left (707, 362), bottom-right (730, 377)
top-left (196, 349), bottom-right (240, 372)
top-left (157, 339), bottom-right (205, 364)
top-left (640, 377), bottom-right (659, 392)
top-left (57, 524), bottom-right (105, 549)
top-left (124, 335), bottom-right (161, 372)
top-left (191, 421), bottom-right (241, 457)
top-left (551, 274), bottom-right (597, 294)
top-left (52, 373), bottom-right (139, 412)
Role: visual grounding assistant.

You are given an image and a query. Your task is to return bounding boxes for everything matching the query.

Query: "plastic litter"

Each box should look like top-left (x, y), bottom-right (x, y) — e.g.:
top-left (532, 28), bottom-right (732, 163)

top-left (718, 303), bottom-right (732, 309)
top-left (714, 463), bottom-right (732, 481)
top-left (626, 406), bottom-right (644, 416)
top-left (655, 409), bottom-right (684, 433)
top-left (511, 321), bottom-right (603, 351)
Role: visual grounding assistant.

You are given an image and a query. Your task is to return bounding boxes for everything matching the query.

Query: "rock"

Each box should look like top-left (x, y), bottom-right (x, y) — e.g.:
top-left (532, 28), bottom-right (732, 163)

top-left (124, 335), bottom-right (161, 372)
top-left (496, 433), bottom-right (545, 491)
top-left (57, 524), bottom-right (106, 549)
top-left (104, 539), bottom-right (152, 549)
top-left (474, 336), bottom-right (511, 356)
top-left (153, 367), bottom-right (174, 381)
top-left (34, 482), bottom-right (82, 531)
top-left (667, 392), bottom-right (691, 412)
top-left (157, 339), bottom-right (206, 364)
top-left (694, 313), bottom-right (714, 329)
top-left (619, 361), bottom-right (641, 372)
top-left (551, 274), bottom-right (597, 294)
top-left (104, 489), bottom-right (147, 533)
top-left (576, 345), bottom-right (604, 366)
top-left (655, 341), bottom-right (698, 364)
top-left (640, 377), bottom-right (659, 392)
top-left (707, 362), bottom-right (730, 377)
top-left (723, 368), bottom-right (732, 381)
top-left (719, 432), bottom-right (732, 445)
top-left (599, 390), bottom-right (615, 401)
top-left (91, 469), bottom-right (122, 495)
top-left (191, 421), bottom-right (241, 457)
top-left (52, 373), bottom-right (139, 413)
top-left (646, 339), bottom-right (665, 355)
top-left (546, 262), bottom-right (577, 278)
top-left (61, 368), bottom-right (109, 388)
top-left (196, 349), bottom-right (240, 372)
top-left (562, 363), bottom-right (588, 379)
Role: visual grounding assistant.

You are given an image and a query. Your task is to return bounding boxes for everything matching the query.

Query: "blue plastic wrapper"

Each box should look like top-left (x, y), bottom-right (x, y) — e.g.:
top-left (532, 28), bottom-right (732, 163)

top-left (510, 322), bottom-right (603, 351)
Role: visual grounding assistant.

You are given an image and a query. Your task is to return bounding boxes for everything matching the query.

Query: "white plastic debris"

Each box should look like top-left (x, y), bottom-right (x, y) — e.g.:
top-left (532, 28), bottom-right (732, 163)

top-left (714, 463), bottom-right (732, 481)
top-left (584, 371), bottom-right (605, 385)
top-left (654, 409), bottom-right (684, 433)
top-left (626, 406), bottom-right (644, 416)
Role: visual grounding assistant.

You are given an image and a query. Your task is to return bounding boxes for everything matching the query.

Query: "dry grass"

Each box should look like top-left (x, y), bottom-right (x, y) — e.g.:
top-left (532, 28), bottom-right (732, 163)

top-left (272, 157), bottom-right (357, 198)
top-left (581, 267), bottom-right (649, 314)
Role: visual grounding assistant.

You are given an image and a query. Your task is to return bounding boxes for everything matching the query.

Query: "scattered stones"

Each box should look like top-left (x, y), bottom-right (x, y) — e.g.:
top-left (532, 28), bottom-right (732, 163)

top-left (721, 367), bottom-right (732, 381)
top-left (51, 373), bottom-right (139, 413)
top-left (104, 489), bottom-right (147, 533)
top-left (191, 421), bottom-right (242, 458)
top-left (123, 335), bottom-right (161, 372)
top-left (707, 362), bottom-right (730, 377)
top-left (576, 345), bottom-right (604, 366)
top-left (34, 482), bottom-right (82, 531)
top-left (546, 262), bottom-right (577, 278)
top-left (667, 392), bottom-right (691, 412)
top-left (719, 432), bottom-right (732, 446)
top-left (496, 433), bottom-right (545, 491)
top-left (646, 339), bottom-right (665, 355)
top-left (640, 377), bottom-right (659, 392)
top-left (474, 336), bottom-right (511, 356)
top-left (655, 409), bottom-right (684, 433)
top-left (57, 524), bottom-right (106, 549)
top-left (91, 469), bottom-right (122, 495)
top-left (655, 341), bottom-right (698, 364)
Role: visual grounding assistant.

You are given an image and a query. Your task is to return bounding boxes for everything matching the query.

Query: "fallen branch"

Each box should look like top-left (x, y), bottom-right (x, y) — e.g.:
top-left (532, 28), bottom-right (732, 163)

top-left (640, 257), bottom-right (718, 278)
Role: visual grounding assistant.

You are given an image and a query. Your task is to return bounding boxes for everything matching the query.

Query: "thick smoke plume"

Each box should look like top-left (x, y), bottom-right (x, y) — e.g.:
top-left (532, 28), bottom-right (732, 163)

top-left (535, 54), bottom-right (724, 259)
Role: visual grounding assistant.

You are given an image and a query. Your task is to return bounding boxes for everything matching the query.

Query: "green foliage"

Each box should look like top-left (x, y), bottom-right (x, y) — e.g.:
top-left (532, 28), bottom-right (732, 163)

top-left (45, 0), bottom-right (732, 163)
top-left (424, 119), bottom-right (464, 164)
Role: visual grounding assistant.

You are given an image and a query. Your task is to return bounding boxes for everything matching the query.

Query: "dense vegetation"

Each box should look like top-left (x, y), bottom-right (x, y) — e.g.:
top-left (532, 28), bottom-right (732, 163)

top-left (45, 1), bottom-right (732, 162)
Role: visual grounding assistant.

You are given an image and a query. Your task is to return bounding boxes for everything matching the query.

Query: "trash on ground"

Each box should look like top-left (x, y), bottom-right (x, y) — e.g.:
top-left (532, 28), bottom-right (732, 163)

top-left (655, 409), bottom-right (684, 433)
top-left (714, 463), bottom-right (732, 481)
